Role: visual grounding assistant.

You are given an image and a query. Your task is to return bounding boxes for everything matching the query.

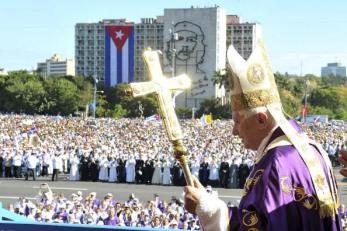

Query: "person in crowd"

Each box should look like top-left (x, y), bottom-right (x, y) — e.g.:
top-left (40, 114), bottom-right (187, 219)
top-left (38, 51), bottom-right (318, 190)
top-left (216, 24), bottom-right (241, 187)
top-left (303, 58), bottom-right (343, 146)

top-left (12, 151), bottom-right (22, 178)
top-left (108, 157), bottom-right (118, 183)
top-left (51, 153), bottom-right (62, 181)
top-left (25, 152), bottom-right (38, 181)
top-left (69, 154), bottom-right (80, 181)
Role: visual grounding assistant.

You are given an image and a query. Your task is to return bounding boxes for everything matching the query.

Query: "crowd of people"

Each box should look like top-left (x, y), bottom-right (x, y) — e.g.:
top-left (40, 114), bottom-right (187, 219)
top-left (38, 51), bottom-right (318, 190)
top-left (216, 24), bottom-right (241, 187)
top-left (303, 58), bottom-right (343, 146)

top-left (0, 114), bottom-right (257, 188)
top-left (0, 113), bottom-right (346, 229)
top-left (6, 183), bottom-right (201, 229)
top-left (0, 114), bottom-right (345, 188)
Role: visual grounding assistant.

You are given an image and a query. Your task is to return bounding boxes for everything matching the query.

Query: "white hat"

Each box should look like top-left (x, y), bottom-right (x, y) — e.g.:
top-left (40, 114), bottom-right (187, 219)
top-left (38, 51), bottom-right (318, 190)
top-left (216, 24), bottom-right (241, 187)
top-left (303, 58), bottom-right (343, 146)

top-left (106, 193), bottom-right (113, 197)
top-left (90, 192), bottom-right (96, 197)
top-left (227, 39), bottom-right (281, 112)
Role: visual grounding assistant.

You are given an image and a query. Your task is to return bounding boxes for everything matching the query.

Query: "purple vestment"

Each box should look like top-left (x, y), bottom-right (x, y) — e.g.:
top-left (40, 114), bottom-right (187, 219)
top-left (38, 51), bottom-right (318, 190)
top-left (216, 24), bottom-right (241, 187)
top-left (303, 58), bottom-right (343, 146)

top-left (229, 121), bottom-right (342, 230)
top-left (104, 215), bottom-right (119, 226)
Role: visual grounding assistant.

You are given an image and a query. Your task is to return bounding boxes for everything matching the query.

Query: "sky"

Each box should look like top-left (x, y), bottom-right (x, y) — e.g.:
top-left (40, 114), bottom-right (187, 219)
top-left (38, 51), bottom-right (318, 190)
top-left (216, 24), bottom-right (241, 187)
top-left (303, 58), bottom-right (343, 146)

top-left (1, 0), bottom-right (346, 76)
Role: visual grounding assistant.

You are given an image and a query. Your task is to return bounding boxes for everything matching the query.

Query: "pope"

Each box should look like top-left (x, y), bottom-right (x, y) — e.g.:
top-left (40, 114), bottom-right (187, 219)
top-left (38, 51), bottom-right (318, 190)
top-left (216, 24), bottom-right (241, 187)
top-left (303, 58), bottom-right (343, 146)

top-left (184, 39), bottom-right (342, 230)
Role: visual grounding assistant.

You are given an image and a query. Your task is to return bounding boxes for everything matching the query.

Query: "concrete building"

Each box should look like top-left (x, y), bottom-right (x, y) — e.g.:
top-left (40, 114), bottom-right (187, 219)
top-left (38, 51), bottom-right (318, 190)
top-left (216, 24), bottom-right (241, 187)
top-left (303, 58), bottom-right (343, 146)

top-left (37, 54), bottom-right (75, 78)
top-left (321, 62), bottom-right (346, 77)
top-left (134, 17), bottom-right (164, 82)
top-left (163, 7), bottom-right (226, 108)
top-left (75, 6), bottom-right (260, 107)
top-left (75, 19), bottom-right (133, 80)
top-left (226, 15), bottom-right (262, 60)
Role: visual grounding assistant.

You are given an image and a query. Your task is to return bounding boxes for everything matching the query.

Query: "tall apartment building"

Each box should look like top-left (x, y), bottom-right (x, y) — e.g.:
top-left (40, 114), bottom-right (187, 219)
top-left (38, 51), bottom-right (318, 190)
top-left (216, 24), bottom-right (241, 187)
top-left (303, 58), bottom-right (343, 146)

top-left (321, 62), bottom-right (346, 77)
top-left (226, 15), bottom-right (262, 60)
top-left (75, 19), bottom-right (133, 80)
top-left (134, 17), bottom-right (164, 82)
top-left (163, 7), bottom-right (226, 108)
top-left (37, 54), bottom-right (75, 78)
top-left (75, 7), bottom-right (260, 107)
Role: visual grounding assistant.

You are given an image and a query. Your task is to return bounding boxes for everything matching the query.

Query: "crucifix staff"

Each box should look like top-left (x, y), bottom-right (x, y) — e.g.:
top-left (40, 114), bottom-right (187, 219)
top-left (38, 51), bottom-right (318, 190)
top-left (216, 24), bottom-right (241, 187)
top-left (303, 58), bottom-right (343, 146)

top-left (128, 48), bottom-right (193, 186)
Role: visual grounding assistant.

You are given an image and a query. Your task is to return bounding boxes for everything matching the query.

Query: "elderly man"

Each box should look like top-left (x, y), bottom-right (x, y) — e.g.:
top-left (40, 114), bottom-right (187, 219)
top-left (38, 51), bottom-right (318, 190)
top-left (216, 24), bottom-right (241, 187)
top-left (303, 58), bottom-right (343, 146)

top-left (184, 40), bottom-right (342, 230)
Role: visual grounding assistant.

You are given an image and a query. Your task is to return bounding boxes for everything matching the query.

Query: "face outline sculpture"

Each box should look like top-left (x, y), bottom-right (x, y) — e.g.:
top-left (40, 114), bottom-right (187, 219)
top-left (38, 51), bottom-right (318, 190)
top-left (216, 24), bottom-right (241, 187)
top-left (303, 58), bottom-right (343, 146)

top-left (175, 29), bottom-right (198, 61)
top-left (166, 21), bottom-right (206, 65)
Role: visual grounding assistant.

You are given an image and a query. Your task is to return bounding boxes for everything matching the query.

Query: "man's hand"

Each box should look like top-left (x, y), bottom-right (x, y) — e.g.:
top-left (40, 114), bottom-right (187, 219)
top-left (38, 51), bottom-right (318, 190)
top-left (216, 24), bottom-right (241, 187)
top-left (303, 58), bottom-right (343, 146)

top-left (184, 176), bottom-right (205, 214)
top-left (339, 149), bottom-right (347, 177)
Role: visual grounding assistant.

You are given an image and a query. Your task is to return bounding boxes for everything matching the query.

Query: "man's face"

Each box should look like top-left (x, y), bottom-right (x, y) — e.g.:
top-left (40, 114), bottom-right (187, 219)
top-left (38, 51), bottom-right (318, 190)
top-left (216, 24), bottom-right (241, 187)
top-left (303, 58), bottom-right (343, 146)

top-left (232, 112), bottom-right (262, 150)
top-left (175, 30), bottom-right (198, 61)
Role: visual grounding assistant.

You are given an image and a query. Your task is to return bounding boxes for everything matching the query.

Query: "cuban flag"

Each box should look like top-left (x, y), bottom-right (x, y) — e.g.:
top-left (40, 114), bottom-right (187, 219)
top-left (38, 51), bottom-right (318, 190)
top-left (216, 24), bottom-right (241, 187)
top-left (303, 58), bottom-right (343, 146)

top-left (104, 25), bottom-right (134, 87)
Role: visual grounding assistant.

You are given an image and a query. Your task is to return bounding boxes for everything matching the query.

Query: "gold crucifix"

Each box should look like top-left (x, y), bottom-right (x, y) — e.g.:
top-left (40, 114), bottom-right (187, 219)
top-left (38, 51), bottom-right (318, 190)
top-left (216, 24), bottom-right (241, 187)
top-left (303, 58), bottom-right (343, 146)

top-left (129, 48), bottom-right (193, 186)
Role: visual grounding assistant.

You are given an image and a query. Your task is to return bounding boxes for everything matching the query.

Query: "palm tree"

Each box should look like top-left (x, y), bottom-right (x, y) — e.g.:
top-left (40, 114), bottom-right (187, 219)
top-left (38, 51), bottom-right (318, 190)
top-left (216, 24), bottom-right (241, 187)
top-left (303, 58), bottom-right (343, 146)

top-left (212, 66), bottom-right (233, 104)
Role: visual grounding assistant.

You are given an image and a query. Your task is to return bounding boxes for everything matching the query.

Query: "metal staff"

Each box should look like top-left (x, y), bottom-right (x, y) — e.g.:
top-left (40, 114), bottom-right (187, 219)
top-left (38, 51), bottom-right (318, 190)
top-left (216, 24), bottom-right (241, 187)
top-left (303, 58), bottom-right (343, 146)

top-left (128, 48), bottom-right (193, 186)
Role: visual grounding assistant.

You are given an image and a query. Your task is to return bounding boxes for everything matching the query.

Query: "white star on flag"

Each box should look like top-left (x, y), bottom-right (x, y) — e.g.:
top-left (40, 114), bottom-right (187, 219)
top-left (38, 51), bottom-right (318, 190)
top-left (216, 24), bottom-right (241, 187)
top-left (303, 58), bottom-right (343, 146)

top-left (115, 30), bottom-right (124, 40)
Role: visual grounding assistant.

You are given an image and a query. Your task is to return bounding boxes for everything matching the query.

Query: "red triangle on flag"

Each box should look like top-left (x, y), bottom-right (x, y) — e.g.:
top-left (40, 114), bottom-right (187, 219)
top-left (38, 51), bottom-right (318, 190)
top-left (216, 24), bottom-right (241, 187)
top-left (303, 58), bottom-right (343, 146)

top-left (106, 26), bottom-right (133, 50)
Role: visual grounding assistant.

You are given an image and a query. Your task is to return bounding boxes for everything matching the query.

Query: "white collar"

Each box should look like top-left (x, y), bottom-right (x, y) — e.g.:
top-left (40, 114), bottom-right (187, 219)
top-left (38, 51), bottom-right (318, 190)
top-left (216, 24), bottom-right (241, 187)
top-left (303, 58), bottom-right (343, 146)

top-left (257, 125), bottom-right (278, 156)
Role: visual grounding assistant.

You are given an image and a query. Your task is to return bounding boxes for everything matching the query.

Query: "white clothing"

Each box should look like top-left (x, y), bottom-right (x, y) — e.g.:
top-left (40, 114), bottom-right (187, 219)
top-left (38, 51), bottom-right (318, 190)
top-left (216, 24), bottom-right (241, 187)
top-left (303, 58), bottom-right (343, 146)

top-left (108, 160), bottom-right (118, 182)
top-left (151, 162), bottom-right (163, 184)
top-left (195, 191), bottom-right (229, 231)
top-left (191, 162), bottom-right (200, 178)
top-left (13, 154), bottom-right (22, 166)
top-left (208, 162), bottom-right (219, 180)
top-left (162, 161), bottom-right (172, 185)
top-left (98, 158), bottom-right (109, 181)
top-left (27, 155), bottom-right (38, 169)
top-left (125, 158), bottom-right (136, 183)
top-left (69, 156), bottom-right (80, 181)
top-left (52, 155), bottom-right (63, 171)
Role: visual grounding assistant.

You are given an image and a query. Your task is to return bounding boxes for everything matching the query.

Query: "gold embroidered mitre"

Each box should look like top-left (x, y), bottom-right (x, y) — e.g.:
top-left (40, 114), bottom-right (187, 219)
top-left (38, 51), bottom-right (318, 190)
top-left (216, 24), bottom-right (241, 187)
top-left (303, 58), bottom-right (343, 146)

top-left (227, 39), bottom-right (281, 111)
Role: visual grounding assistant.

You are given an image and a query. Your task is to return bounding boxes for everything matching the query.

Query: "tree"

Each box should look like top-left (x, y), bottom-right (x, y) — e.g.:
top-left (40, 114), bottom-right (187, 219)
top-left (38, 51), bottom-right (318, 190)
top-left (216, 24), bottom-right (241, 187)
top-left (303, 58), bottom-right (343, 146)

top-left (3, 74), bottom-right (46, 114)
top-left (105, 104), bottom-right (129, 118)
top-left (176, 107), bottom-right (192, 119)
top-left (308, 86), bottom-right (347, 120)
top-left (197, 98), bottom-right (231, 119)
top-left (104, 83), bottom-right (157, 118)
top-left (45, 78), bottom-right (79, 115)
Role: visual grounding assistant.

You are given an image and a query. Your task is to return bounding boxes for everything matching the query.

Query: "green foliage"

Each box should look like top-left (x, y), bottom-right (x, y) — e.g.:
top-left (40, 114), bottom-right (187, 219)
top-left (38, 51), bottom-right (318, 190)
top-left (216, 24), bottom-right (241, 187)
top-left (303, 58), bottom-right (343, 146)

top-left (45, 78), bottom-right (79, 115)
top-left (2, 74), bottom-right (46, 113)
top-left (308, 86), bottom-right (347, 119)
top-left (197, 98), bottom-right (231, 119)
top-left (321, 75), bottom-right (347, 87)
top-left (212, 66), bottom-right (232, 91)
top-left (176, 107), bottom-right (192, 119)
top-left (105, 104), bottom-right (129, 118)
top-left (103, 84), bottom-right (157, 118)
top-left (0, 71), bottom-right (346, 120)
top-left (279, 89), bottom-right (301, 117)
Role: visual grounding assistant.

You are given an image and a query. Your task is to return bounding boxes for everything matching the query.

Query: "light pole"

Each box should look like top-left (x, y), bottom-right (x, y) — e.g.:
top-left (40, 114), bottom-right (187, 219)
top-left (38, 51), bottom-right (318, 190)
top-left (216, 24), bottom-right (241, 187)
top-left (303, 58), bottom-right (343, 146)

top-left (169, 23), bottom-right (179, 106)
top-left (138, 101), bottom-right (144, 119)
top-left (303, 76), bottom-right (309, 123)
top-left (192, 107), bottom-right (196, 120)
top-left (93, 77), bottom-right (98, 119)
top-left (169, 23), bottom-right (178, 78)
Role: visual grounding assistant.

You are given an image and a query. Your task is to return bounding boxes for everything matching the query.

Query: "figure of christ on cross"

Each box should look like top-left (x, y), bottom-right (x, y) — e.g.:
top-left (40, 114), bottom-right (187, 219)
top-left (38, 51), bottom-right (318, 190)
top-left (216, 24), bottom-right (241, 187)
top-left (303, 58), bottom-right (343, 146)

top-left (129, 49), bottom-right (193, 186)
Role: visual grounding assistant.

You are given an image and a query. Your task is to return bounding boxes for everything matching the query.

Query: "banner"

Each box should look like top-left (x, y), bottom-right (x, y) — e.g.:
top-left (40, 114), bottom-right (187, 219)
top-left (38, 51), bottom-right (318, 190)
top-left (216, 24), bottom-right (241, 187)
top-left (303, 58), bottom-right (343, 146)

top-left (104, 25), bottom-right (134, 87)
top-left (145, 114), bottom-right (161, 122)
top-left (200, 114), bottom-right (213, 126)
